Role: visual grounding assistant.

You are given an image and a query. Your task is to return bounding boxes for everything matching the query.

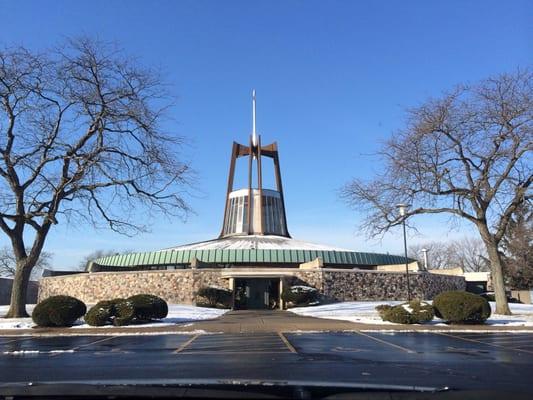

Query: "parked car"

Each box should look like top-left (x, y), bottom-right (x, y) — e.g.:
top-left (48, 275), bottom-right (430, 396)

top-left (479, 292), bottom-right (521, 303)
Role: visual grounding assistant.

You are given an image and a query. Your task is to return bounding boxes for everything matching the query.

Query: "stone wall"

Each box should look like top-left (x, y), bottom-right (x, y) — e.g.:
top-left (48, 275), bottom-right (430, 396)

top-left (320, 270), bottom-right (466, 301)
top-left (286, 270), bottom-right (325, 292)
top-left (38, 269), bottom-right (230, 305)
top-left (38, 268), bottom-right (465, 304)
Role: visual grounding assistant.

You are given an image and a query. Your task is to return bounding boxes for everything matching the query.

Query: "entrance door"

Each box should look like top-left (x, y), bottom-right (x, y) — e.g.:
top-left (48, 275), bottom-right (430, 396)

top-left (233, 278), bottom-right (280, 310)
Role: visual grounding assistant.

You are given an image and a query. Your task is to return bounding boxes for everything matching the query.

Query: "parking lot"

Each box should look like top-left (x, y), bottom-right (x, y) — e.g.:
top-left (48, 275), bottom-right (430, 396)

top-left (0, 331), bottom-right (532, 395)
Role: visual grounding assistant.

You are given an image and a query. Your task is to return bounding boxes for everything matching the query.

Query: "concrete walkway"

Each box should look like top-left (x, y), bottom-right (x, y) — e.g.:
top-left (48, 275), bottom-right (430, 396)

top-left (180, 310), bottom-right (359, 333)
top-left (2, 309), bottom-right (533, 336)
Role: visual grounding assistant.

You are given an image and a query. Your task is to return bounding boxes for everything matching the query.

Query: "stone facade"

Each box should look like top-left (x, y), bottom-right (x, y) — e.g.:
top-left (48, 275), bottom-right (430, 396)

top-left (38, 269), bottom-right (230, 305)
top-left (38, 268), bottom-right (465, 304)
top-left (320, 270), bottom-right (466, 301)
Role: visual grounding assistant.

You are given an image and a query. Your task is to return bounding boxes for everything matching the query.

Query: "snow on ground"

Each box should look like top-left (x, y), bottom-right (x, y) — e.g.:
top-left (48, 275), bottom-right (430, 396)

top-left (290, 301), bottom-right (533, 327)
top-left (0, 304), bottom-right (227, 330)
top-left (0, 305), bottom-right (35, 329)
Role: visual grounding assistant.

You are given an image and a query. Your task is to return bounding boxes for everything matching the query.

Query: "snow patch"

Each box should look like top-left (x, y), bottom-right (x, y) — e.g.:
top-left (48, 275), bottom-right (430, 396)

top-left (290, 301), bottom-right (533, 327)
top-left (0, 304), bottom-right (227, 330)
top-left (289, 286), bottom-right (317, 292)
top-left (401, 304), bottom-right (414, 313)
top-left (2, 350), bottom-right (41, 355)
top-left (3, 349), bottom-right (76, 355)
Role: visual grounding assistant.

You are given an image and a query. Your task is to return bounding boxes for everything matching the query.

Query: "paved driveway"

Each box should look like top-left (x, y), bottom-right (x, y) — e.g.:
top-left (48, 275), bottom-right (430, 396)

top-left (0, 331), bottom-right (532, 397)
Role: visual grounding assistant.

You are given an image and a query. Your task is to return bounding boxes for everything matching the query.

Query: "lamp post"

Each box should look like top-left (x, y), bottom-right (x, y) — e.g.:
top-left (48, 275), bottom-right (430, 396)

top-left (397, 203), bottom-right (411, 301)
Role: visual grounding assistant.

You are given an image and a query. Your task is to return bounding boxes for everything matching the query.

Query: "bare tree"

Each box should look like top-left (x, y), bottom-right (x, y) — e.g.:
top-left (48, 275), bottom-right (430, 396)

top-left (342, 70), bottom-right (532, 314)
top-left (409, 238), bottom-right (490, 272)
top-left (408, 241), bottom-right (454, 270)
top-left (0, 246), bottom-right (52, 280)
top-left (449, 237), bottom-right (490, 273)
top-left (77, 249), bottom-right (117, 271)
top-left (0, 38), bottom-right (192, 317)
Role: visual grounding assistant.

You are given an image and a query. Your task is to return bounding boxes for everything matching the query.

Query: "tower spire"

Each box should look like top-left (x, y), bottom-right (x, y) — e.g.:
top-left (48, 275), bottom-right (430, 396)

top-left (252, 89), bottom-right (257, 147)
top-left (219, 91), bottom-right (290, 238)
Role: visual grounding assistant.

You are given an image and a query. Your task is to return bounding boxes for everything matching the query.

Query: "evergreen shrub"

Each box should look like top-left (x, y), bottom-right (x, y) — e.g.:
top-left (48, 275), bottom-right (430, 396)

top-left (84, 299), bottom-right (125, 326)
top-left (84, 295), bottom-right (168, 327)
top-left (114, 300), bottom-right (136, 326)
top-left (32, 295), bottom-right (86, 327)
top-left (378, 300), bottom-right (435, 324)
top-left (433, 291), bottom-right (491, 324)
top-left (196, 287), bottom-right (232, 309)
top-left (127, 294), bottom-right (168, 321)
top-left (281, 285), bottom-right (319, 308)
top-left (382, 305), bottom-right (413, 324)
top-left (375, 304), bottom-right (393, 318)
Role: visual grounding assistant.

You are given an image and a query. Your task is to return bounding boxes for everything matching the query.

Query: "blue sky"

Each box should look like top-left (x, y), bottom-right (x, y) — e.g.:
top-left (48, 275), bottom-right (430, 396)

top-left (1, 0), bottom-right (531, 268)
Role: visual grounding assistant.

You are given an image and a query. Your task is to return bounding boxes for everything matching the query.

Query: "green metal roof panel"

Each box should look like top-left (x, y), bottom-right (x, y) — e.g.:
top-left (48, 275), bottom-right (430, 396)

top-left (93, 248), bottom-right (415, 268)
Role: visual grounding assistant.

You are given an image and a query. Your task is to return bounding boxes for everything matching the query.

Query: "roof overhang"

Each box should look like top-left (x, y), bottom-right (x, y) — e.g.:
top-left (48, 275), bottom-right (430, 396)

top-left (220, 268), bottom-right (296, 279)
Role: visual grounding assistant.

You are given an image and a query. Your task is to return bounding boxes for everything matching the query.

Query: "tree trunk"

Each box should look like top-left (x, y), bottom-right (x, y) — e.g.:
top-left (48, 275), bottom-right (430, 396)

top-left (480, 235), bottom-right (511, 315)
top-left (5, 259), bottom-right (33, 318)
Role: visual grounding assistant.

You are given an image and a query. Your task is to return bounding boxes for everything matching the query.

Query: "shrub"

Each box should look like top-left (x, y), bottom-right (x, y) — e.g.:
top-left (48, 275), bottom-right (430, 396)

top-left (407, 299), bottom-right (435, 323)
top-left (433, 291), bottom-right (491, 324)
top-left (375, 304), bottom-right (393, 318)
top-left (379, 300), bottom-right (435, 324)
top-left (32, 295), bottom-right (87, 327)
top-left (196, 287), bottom-right (232, 309)
top-left (127, 294), bottom-right (168, 321)
top-left (84, 299), bottom-right (125, 326)
top-left (382, 305), bottom-right (413, 324)
top-left (281, 285), bottom-right (319, 308)
top-left (114, 300), bottom-right (136, 326)
top-left (85, 295), bottom-right (167, 327)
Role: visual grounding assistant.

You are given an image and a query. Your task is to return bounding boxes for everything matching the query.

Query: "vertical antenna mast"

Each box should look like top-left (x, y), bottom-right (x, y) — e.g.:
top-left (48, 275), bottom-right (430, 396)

top-left (252, 89), bottom-right (258, 147)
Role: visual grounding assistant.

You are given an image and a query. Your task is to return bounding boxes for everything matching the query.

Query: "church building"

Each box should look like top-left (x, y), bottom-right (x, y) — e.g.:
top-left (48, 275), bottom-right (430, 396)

top-left (39, 92), bottom-right (466, 308)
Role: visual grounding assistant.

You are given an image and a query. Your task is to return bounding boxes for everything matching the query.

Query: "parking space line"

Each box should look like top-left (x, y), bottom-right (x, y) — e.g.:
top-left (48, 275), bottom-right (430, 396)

top-left (490, 339), bottom-right (533, 345)
top-left (1, 337), bottom-right (33, 345)
top-left (50, 336), bottom-right (118, 357)
top-left (278, 332), bottom-right (297, 353)
top-left (459, 334), bottom-right (532, 340)
top-left (465, 337), bottom-right (533, 344)
top-left (354, 331), bottom-right (416, 353)
top-left (179, 350), bottom-right (290, 354)
top-left (435, 332), bottom-right (533, 355)
top-left (174, 334), bottom-right (199, 353)
top-left (515, 345), bottom-right (533, 350)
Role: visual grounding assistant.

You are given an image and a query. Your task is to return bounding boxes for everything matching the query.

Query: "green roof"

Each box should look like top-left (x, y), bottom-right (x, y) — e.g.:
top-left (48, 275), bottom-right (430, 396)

top-left (93, 248), bottom-right (413, 268)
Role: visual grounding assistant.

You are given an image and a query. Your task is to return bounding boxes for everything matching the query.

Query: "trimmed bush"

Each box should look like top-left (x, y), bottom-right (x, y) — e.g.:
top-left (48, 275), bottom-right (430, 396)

top-left (127, 294), bottom-right (168, 321)
top-left (382, 305), bottom-right (413, 324)
top-left (407, 300), bottom-right (435, 323)
top-left (85, 295), bottom-right (167, 327)
top-left (433, 291), bottom-right (491, 324)
top-left (196, 287), bottom-right (232, 309)
top-left (281, 285), bottom-right (319, 308)
top-left (32, 295), bottom-right (87, 327)
top-left (84, 299), bottom-right (126, 326)
top-left (379, 300), bottom-right (435, 324)
top-left (84, 302), bottom-right (113, 327)
top-left (375, 304), bottom-right (393, 318)
top-left (114, 300), bottom-right (136, 326)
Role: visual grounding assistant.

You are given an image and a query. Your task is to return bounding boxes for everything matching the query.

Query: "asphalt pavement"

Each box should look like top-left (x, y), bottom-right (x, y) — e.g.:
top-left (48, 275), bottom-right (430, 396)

top-left (0, 331), bottom-right (532, 397)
